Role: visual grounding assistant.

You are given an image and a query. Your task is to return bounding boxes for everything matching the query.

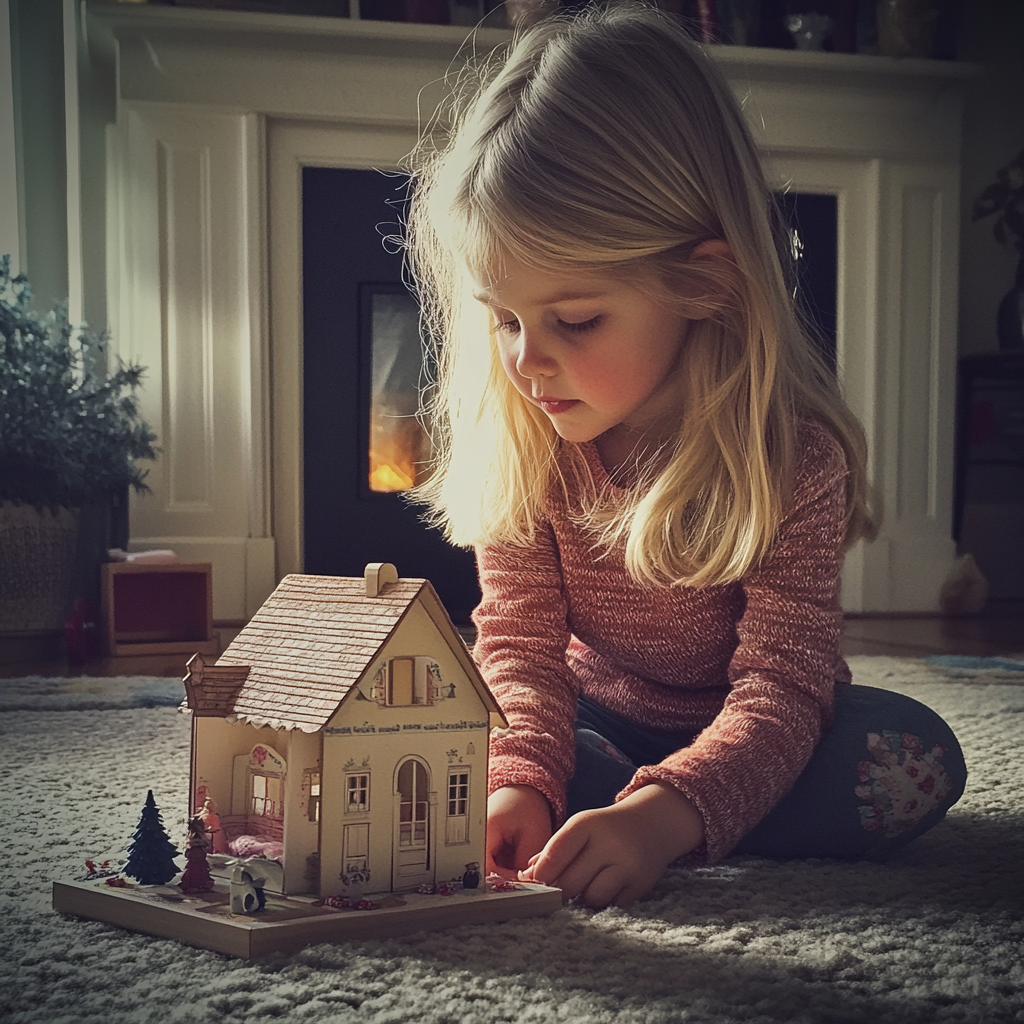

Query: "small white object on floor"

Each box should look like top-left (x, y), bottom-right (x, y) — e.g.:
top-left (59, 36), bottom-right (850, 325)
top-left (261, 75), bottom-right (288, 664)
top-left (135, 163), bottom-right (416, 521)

top-left (939, 553), bottom-right (990, 616)
top-left (106, 548), bottom-right (180, 565)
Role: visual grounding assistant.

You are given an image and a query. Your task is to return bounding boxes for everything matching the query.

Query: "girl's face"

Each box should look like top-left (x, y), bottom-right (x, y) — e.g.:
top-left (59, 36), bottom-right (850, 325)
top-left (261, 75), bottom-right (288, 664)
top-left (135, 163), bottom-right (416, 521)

top-left (472, 257), bottom-right (689, 449)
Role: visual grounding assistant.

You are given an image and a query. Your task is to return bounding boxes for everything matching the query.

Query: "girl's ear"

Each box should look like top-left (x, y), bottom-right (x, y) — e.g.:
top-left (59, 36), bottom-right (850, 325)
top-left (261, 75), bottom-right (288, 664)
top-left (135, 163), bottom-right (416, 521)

top-left (667, 238), bottom-right (738, 320)
top-left (688, 238), bottom-right (733, 262)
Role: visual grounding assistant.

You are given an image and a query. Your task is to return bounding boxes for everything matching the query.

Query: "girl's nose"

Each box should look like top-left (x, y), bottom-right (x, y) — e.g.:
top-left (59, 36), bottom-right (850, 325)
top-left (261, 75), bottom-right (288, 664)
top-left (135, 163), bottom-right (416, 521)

top-left (514, 330), bottom-right (557, 379)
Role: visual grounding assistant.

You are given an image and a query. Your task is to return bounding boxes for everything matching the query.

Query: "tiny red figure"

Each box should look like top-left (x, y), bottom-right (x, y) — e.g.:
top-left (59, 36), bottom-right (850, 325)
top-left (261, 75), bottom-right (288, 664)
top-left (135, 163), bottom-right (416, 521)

top-left (178, 815), bottom-right (215, 894)
top-left (64, 598), bottom-right (99, 665)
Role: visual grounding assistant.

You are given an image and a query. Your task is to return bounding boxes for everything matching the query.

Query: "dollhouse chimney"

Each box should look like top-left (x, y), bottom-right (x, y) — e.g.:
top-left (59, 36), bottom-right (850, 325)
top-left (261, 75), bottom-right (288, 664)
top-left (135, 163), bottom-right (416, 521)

top-left (364, 562), bottom-right (399, 598)
top-left (182, 653), bottom-right (251, 716)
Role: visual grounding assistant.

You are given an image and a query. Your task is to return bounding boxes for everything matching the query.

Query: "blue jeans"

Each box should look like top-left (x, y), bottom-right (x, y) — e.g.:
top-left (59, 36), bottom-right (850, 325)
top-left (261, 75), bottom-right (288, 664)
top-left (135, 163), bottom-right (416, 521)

top-left (567, 685), bottom-right (967, 859)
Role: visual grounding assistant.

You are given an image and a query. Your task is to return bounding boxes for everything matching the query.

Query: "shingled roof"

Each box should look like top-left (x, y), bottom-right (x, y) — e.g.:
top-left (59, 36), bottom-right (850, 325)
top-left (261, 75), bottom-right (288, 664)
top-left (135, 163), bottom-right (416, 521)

top-left (182, 570), bottom-right (501, 733)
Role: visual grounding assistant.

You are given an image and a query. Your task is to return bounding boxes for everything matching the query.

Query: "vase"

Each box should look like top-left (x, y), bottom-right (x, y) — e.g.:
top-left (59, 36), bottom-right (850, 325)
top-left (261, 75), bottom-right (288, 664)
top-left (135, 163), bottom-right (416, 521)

top-left (0, 502), bottom-right (79, 661)
top-left (997, 257), bottom-right (1024, 350)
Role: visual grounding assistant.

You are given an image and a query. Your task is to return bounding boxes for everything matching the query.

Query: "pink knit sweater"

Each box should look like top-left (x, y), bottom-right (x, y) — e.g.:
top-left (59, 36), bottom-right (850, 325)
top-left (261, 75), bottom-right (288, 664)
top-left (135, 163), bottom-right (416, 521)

top-left (473, 422), bottom-right (852, 863)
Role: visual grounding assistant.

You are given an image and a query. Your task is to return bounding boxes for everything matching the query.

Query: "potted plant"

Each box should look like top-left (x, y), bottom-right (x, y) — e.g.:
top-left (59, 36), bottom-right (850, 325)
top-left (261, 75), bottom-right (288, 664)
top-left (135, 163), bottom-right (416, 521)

top-left (972, 147), bottom-right (1024, 350)
top-left (0, 255), bottom-right (157, 657)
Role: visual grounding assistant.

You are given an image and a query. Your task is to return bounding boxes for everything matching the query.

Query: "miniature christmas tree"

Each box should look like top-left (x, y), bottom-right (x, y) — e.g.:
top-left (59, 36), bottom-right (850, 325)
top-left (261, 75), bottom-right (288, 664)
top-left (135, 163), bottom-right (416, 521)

top-left (124, 790), bottom-right (181, 886)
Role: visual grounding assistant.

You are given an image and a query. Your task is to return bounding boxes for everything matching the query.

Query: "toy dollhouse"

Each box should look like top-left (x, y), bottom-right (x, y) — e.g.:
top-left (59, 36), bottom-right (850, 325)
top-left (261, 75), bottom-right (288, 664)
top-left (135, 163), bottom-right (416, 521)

top-left (181, 563), bottom-right (506, 899)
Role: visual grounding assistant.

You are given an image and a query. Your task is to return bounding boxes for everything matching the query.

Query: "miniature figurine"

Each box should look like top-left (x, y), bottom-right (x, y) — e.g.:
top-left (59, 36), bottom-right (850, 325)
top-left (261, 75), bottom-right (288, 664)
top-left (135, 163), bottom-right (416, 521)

top-left (123, 791), bottom-right (181, 886)
top-left (462, 862), bottom-right (481, 890)
top-left (197, 798), bottom-right (229, 855)
top-left (229, 860), bottom-right (268, 914)
top-left (340, 866), bottom-right (370, 902)
top-left (179, 816), bottom-right (215, 893)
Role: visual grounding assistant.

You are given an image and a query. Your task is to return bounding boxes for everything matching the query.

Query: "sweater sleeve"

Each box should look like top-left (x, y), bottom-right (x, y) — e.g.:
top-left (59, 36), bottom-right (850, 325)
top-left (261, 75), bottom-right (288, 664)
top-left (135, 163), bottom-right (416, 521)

top-left (617, 426), bottom-right (850, 863)
top-left (473, 522), bottom-right (579, 822)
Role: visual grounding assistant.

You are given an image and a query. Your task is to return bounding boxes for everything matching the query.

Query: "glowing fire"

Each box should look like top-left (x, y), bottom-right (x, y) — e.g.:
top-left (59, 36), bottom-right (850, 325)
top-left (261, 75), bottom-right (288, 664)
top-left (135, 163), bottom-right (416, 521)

top-left (369, 412), bottom-right (428, 493)
top-left (370, 461), bottom-right (415, 492)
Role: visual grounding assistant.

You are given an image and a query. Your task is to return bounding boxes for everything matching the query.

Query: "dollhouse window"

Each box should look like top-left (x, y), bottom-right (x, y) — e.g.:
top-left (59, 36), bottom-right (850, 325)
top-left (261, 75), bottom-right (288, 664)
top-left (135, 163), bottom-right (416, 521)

top-left (345, 773), bottom-right (370, 814)
top-left (343, 823), bottom-right (369, 874)
top-left (445, 769), bottom-right (470, 845)
top-left (251, 773), bottom-right (282, 818)
top-left (384, 657), bottom-right (431, 706)
top-left (304, 769), bottom-right (321, 822)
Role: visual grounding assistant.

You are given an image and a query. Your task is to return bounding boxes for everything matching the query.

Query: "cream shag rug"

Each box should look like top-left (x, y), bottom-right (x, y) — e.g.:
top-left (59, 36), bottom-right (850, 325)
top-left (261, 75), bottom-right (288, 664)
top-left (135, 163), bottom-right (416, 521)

top-left (1, 656), bottom-right (1022, 1024)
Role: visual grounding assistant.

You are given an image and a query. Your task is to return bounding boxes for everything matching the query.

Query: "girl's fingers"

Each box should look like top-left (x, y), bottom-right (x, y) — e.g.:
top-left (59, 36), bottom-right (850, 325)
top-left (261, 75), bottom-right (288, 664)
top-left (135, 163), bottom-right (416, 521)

top-left (528, 826), bottom-right (591, 886)
top-left (578, 865), bottom-right (631, 910)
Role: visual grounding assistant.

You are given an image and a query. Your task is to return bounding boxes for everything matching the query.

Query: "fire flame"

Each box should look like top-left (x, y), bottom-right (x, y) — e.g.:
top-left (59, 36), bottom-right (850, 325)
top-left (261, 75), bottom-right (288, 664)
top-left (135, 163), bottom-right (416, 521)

top-left (369, 461), bottom-right (415, 492)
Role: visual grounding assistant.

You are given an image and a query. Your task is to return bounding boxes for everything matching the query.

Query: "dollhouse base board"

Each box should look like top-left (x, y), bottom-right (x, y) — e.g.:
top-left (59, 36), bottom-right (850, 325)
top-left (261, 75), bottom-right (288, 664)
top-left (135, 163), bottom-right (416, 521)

top-left (52, 878), bottom-right (562, 958)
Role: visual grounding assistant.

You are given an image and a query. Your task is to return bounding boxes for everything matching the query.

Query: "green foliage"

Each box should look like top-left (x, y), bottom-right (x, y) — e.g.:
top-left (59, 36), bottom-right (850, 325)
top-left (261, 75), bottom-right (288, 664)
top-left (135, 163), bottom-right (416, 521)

top-left (972, 148), bottom-right (1024, 255)
top-left (0, 255), bottom-right (158, 508)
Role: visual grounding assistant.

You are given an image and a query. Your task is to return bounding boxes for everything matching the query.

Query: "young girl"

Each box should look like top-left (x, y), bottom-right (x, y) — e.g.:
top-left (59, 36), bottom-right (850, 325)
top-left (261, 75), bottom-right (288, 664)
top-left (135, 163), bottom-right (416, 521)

top-left (405, 4), bottom-right (966, 909)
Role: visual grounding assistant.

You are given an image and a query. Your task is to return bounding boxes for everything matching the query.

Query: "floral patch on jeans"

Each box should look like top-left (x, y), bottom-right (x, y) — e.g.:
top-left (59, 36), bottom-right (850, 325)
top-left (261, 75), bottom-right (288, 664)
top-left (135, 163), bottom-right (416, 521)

top-left (855, 731), bottom-right (953, 837)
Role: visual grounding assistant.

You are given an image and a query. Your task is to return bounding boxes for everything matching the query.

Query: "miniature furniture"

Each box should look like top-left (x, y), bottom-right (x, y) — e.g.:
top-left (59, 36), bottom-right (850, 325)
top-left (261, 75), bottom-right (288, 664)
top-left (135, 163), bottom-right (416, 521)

top-left (102, 561), bottom-right (217, 657)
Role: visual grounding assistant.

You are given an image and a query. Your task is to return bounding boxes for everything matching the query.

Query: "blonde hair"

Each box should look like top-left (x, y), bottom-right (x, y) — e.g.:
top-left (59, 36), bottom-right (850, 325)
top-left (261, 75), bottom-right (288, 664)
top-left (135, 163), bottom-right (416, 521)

top-left (405, 3), bottom-right (875, 588)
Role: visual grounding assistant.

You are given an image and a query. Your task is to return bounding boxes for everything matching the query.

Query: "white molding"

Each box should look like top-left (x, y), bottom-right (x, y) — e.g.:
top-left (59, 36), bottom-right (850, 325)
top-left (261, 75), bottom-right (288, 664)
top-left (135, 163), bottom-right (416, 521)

top-left (267, 118), bottom-right (418, 580)
top-left (119, 104), bottom-right (275, 621)
top-left (0, 0), bottom-right (21, 272)
top-left (63, 0), bottom-right (83, 327)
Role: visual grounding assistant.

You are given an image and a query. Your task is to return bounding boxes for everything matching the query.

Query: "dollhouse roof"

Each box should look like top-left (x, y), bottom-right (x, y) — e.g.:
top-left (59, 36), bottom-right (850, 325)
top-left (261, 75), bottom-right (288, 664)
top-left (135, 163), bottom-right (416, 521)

top-left (181, 571), bottom-right (503, 733)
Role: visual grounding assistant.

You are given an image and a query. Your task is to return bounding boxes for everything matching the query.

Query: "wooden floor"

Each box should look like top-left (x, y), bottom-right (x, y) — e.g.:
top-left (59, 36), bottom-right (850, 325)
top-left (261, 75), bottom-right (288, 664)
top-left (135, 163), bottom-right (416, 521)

top-left (841, 600), bottom-right (1024, 658)
top-left (2, 601), bottom-right (1021, 678)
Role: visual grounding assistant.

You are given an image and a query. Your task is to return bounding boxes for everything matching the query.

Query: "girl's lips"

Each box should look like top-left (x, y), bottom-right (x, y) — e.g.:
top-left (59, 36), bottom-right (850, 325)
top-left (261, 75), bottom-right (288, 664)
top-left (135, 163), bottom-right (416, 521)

top-left (536, 398), bottom-right (580, 414)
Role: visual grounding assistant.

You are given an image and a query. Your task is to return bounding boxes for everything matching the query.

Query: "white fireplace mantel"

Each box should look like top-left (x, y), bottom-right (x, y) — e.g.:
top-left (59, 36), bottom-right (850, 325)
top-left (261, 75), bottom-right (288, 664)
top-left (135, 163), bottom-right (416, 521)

top-left (88, 1), bottom-right (977, 618)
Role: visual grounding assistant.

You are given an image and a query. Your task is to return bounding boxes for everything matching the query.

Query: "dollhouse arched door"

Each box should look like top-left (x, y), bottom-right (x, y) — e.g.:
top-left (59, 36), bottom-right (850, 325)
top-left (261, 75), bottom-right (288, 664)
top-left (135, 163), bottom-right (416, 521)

top-left (392, 756), bottom-right (433, 891)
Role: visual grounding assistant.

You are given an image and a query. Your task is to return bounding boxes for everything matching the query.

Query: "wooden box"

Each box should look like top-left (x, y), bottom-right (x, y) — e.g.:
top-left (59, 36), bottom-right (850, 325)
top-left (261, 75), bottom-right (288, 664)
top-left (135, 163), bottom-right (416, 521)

top-left (102, 562), bottom-right (217, 657)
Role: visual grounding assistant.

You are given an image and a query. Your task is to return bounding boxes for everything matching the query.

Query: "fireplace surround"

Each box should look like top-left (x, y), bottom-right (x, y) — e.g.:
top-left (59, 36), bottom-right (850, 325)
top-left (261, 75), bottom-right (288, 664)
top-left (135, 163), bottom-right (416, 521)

top-left (88, 2), bottom-right (977, 619)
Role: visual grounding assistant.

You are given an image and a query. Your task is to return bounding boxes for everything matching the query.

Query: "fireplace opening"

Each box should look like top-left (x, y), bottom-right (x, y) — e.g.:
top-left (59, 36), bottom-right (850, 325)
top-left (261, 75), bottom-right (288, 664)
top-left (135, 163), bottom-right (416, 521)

top-left (302, 168), bottom-right (836, 623)
top-left (361, 283), bottom-right (432, 495)
top-left (302, 167), bottom-right (479, 622)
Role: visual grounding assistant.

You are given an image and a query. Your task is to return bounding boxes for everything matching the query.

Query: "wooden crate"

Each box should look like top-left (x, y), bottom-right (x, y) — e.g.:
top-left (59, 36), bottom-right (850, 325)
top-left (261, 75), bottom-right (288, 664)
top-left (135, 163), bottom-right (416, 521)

top-left (102, 562), bottom-right (217, 657)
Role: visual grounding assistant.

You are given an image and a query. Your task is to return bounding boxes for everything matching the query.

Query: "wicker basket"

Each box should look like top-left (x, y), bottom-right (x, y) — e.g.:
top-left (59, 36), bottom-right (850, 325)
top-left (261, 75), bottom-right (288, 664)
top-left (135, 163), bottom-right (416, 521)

top-left (0, 502), bottom-right (80, 634)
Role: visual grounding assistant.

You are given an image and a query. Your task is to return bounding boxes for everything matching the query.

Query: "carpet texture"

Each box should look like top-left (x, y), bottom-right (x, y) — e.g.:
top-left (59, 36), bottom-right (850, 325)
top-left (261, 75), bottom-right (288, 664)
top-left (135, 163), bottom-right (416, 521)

top-left (2, 658), bottom-right (1022, 1024)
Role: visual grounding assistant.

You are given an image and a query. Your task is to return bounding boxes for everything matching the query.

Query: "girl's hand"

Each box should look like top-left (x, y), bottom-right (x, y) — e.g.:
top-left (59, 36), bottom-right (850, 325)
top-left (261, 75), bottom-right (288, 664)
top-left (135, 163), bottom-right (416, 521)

top-left (519, 782), bottom-right (704, 908)
top-left (486, 784), bottom-right (554, 878)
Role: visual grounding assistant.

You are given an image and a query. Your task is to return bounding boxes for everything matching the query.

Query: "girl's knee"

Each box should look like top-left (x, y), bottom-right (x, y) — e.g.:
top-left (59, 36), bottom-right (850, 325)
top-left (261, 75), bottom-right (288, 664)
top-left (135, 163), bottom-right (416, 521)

top-left (736, 685), bottom-right (966, 859)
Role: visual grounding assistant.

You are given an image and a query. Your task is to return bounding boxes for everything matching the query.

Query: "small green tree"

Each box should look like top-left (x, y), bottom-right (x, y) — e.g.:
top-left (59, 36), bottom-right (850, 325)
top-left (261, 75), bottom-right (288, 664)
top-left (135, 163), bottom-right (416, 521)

top-left (124, 791), bottom-right (181, 886)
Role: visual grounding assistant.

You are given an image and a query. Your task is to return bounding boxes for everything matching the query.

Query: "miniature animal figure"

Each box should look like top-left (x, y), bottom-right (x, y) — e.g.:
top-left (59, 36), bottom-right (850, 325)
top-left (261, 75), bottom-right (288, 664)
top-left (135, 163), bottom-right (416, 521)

top-left (229, 861), bottom-right (268, 914)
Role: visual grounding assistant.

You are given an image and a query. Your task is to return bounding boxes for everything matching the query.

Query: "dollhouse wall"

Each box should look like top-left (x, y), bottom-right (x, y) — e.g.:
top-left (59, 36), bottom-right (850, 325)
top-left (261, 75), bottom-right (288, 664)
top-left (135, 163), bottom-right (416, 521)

top-left (321, 600), bottom-right (489, 896)
top-left (191, 716), bottom-right (321, 895)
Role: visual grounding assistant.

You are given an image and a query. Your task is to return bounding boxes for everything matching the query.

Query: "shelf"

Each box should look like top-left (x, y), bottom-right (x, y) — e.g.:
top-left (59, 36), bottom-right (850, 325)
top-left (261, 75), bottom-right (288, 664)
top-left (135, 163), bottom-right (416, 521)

top-left (88, 2), bottom-right (980, 83)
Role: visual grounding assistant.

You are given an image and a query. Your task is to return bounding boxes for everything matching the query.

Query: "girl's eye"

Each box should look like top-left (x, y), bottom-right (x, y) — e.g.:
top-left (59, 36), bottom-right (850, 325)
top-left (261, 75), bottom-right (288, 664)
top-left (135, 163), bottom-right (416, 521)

top-left (492, 316), bottom-right (520, 334)
top-left (559, 316), bottom-right (602, 334)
